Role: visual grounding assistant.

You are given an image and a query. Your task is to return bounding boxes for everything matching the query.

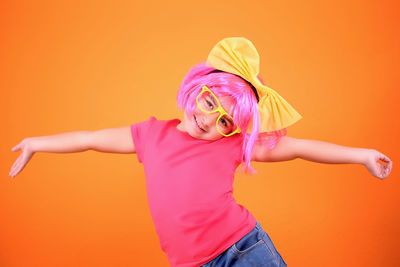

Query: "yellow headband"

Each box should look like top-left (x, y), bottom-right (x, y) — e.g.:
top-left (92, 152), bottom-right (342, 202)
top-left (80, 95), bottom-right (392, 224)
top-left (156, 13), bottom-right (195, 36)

top-left (206, 37), bottom-right (302, 132)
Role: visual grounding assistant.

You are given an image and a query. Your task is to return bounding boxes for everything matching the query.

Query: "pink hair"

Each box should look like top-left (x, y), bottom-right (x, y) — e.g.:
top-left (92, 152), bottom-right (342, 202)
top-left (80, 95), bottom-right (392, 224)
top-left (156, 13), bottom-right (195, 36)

top-left (177, 62), bottom-right (286, 173)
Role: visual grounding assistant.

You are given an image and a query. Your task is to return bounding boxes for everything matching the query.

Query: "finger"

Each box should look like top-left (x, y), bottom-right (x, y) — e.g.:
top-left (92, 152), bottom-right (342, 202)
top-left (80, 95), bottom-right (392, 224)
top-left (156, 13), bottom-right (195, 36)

top-left (15, 153), bottom-right (32, 174)
top-left (379, 154), bottom-right (391, 163)
top-left (380, 166), bottom-right (386, 177)
top-left (385, 160), bottom-right (392, 169)
top-left (11, 143), bottom-right (21, 152)
top-left (9, 163), bottom-right (19, 177)
top-left (380, 168), bottom-right (388, 179)
top-left (10, 159), bottom-right (21, 175)
top-left (387, 161), bottom-right (393, 172)
top-left (382, 162), bottom-right (392, 177)
top-left (10, 155), bottom-right (24, 175)
top-left (11, 161), bottom-right (23, 177)
top-left (11, 154), bottom-right (23, 169)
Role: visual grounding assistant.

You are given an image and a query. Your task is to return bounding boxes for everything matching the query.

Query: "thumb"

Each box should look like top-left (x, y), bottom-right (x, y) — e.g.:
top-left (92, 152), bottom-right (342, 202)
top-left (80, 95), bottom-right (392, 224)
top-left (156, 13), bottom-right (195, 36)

top-left (11, 144), bottom-right (20, 152)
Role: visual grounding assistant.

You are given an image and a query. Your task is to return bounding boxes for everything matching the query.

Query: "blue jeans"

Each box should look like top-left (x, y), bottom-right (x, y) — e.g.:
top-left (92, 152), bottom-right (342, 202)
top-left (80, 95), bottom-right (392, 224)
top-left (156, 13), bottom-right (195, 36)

top-left (201, 221), bottom-right (287, 266)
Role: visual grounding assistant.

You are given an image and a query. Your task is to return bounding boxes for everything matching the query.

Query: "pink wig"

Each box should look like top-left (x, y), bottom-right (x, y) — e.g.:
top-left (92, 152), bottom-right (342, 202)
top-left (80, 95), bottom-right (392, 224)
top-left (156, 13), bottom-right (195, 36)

top-left (177, 62), bottom-right (287, 173)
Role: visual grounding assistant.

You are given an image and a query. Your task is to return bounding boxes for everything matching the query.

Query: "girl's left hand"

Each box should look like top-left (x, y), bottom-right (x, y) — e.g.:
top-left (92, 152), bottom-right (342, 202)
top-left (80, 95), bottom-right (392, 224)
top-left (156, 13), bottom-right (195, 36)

top-left (362, 149), bottom-right (392, 179)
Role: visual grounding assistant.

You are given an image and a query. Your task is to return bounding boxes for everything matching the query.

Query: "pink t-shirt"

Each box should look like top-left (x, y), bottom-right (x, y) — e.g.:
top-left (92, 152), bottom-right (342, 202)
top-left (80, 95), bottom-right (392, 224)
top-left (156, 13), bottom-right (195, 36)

top-left (130, 117), bottom-right (256, 267)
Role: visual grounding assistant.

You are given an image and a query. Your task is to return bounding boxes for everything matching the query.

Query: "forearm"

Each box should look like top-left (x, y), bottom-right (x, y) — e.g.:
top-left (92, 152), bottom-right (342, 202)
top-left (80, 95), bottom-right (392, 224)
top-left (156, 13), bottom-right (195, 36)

top-left (296, 138), bottom-right (367, 165)
top-left (28, 131), bottom-right (91, 153)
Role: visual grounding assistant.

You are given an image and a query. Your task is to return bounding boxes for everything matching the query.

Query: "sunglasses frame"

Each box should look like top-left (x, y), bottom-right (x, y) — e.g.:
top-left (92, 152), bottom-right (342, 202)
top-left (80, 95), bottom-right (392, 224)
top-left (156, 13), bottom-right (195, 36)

top-left (195, 85), bottom-right (242, 137)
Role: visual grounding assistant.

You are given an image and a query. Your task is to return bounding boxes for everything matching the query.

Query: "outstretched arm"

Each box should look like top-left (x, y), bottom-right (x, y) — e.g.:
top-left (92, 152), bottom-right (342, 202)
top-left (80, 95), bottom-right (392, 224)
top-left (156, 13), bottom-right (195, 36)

top-left (9, 126), bottom-right (135, 178)
top-left (295, 138), bottom-right (392, 179)
top-left (252, 136), bottom-right (392, 179)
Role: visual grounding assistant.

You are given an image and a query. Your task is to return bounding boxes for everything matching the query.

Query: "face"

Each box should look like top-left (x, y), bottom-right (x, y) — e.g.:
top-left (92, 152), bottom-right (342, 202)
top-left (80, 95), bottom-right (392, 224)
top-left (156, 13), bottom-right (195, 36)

top-left (177, 93), bottom-right (238, 141)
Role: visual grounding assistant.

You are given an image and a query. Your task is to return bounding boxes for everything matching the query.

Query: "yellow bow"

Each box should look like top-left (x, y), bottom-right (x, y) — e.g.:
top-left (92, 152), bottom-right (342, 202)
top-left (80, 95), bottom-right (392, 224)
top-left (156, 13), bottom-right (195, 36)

top-left (206, 37), bottom-right (302, 133)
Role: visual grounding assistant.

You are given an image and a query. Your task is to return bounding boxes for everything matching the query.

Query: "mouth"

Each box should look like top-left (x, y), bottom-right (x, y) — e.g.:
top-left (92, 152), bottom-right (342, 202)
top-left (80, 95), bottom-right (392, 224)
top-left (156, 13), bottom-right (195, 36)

top-left (193, 115), bottom-right (206, 132)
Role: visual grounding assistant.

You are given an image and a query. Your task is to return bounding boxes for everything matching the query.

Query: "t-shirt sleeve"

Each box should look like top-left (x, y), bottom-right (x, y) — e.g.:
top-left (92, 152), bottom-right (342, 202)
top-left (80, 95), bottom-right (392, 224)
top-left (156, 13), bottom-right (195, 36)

top-left (130, 116), bottom-right (156, 163)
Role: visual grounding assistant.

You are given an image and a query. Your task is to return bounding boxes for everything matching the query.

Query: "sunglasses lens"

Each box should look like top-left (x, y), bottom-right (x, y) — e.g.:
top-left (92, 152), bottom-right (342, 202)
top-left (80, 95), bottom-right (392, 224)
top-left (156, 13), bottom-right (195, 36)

top-left (198, 91), bottom-right (219, 112)
top-left (217, 114), bottom-right (239, 136)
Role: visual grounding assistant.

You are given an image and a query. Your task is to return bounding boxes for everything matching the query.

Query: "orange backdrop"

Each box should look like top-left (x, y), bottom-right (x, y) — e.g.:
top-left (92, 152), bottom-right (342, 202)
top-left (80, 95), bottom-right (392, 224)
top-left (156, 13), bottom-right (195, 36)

top-left (1, 0), bottom-right (399, 266)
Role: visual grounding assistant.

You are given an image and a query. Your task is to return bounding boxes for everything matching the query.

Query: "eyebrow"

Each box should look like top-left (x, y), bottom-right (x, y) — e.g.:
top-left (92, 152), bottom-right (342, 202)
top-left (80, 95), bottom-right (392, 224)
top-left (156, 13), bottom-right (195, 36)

top-left (207, 95), bottom-right (218, 106)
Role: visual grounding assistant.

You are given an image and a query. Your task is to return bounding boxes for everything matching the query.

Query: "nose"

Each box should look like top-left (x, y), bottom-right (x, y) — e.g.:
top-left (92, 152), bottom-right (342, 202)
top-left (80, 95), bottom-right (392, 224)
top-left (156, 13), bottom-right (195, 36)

top-left (201, 112), bottom-right (220, 130)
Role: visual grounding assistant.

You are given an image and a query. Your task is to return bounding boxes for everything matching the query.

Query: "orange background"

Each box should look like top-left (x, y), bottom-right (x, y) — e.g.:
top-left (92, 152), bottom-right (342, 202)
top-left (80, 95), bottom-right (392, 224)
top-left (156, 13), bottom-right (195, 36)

top-left (1, 1), bottom-right (399, 266)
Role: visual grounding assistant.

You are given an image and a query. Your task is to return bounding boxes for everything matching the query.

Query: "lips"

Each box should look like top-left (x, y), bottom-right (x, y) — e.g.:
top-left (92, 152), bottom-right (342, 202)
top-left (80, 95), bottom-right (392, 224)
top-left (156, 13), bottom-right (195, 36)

top-left (193, 115), bottom-right (206, 132)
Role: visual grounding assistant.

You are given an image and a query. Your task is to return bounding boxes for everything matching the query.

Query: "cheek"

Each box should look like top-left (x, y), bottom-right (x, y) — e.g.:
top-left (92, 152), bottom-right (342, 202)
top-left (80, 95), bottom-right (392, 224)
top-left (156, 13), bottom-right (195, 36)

top-left (193, 106), bottom-right (202, 116)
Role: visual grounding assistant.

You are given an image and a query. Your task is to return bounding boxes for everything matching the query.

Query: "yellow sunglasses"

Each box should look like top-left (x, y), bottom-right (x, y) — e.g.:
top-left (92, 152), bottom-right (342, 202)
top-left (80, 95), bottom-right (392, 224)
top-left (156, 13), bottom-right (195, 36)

top-left (195, 85), bottom-right (241, 137)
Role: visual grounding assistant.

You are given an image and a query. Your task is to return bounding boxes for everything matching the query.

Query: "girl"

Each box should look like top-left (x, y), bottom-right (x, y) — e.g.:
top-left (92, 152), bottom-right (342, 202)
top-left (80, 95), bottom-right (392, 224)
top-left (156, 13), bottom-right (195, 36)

top-left (9, 37), bottom-right (392, 267)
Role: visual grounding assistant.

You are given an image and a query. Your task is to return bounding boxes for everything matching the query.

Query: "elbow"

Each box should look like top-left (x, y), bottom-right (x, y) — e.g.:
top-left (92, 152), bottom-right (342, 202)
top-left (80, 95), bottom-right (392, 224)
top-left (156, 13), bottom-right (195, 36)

top-left (79, 131), bottom-right (94, 151)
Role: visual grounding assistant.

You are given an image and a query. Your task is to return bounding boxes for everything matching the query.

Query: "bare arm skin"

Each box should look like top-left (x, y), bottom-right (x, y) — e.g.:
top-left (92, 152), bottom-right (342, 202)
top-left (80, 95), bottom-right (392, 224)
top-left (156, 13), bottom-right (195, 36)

top-left (252, 136), bottom-right (393, 179)
top-left (9, 126), bottom-right (135, 178)
top-left (86, 126), bottom-right (135, 154)
top-left (251, 136), bottom-right (299, 162)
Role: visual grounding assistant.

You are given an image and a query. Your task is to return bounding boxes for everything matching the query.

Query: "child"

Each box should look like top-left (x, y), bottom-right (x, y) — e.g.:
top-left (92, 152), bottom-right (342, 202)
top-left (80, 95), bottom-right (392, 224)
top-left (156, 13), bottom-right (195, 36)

top-left (9, 37), bottom-right (392, 267)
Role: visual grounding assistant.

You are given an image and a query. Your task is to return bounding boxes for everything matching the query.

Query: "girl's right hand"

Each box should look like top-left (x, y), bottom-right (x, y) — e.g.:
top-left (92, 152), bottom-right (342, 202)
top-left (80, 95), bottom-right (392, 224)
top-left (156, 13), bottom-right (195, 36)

top-left (9, 138), bottom-right (35, 179)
